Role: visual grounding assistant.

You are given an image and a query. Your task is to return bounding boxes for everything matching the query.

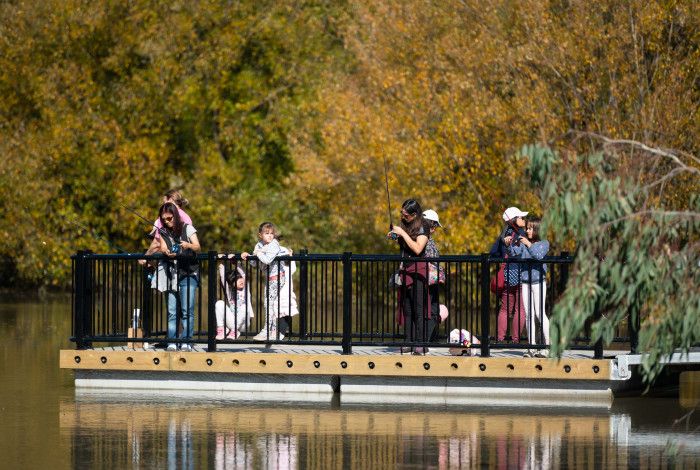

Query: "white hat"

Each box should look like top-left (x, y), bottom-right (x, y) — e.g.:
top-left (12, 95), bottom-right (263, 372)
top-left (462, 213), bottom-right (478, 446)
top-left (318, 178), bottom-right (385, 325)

top-left (422, 209), bottom-right (442, 227)
top-left (502, 206), bottom-right (528, 222)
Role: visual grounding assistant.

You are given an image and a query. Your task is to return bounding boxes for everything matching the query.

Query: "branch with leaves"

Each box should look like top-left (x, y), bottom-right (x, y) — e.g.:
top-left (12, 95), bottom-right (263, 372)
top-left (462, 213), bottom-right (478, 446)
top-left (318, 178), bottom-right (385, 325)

top-left (522, 138), bottom-right (699, 385)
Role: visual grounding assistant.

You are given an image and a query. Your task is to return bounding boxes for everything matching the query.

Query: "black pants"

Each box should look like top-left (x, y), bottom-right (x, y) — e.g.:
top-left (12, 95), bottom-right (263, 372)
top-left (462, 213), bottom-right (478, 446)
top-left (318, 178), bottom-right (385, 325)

top-left (428, 284), bottom-right (441, 341)
top-left (403, 278), bottom-right (435, 344)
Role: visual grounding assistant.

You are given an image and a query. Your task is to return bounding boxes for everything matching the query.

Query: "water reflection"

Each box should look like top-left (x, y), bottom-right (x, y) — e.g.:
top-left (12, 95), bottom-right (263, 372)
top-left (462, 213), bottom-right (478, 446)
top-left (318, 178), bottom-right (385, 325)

top-left (61, 395), bottom-right (700, 469)
top-left (2, 299), bottom-right (699, 468)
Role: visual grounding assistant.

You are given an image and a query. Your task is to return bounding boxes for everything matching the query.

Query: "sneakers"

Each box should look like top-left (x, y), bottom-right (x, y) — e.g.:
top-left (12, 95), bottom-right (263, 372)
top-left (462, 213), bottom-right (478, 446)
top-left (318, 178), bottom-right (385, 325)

top-left (166, 344), bottom-right (177, 352)
top-left (253, 329), bottom-right (268, 341)
top-left (400, 347), bottom-right (412, 354)
top-left (215, 327), bottom-right (225, 340)
top-left (216, 327), bottom-right (240, 340)
top-left (412, 347), bottom-right (429, 355)
top-left (522, 349), bottom-right (535, 358)
top-left (535, 349), bottom-right (550, 358)
top-left (180, 344), bottom-right (193, 352)
top-left (253, 329), bottom-right (283, 341)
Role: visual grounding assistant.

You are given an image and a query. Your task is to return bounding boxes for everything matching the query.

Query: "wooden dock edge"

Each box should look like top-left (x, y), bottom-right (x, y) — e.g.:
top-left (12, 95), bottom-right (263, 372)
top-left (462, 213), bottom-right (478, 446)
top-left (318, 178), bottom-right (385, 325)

top-left (60, 349), bottom-right (612, 381)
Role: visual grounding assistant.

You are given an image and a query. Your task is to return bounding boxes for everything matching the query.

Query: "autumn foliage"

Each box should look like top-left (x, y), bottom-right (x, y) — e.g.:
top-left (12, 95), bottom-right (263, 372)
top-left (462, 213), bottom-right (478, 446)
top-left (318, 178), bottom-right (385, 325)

top-left (0, 0), bottom-right (697, 288)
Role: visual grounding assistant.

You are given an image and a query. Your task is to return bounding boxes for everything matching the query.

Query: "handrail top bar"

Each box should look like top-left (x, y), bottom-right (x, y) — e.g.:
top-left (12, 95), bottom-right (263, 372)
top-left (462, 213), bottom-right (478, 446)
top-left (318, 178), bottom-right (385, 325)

top-left (71, 252), bottom-right (574, 263)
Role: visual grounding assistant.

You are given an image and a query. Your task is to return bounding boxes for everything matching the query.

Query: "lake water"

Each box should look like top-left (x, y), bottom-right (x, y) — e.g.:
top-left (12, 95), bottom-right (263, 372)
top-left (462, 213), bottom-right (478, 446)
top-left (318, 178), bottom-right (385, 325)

top-left (1, 296), bottom-right (698, 469)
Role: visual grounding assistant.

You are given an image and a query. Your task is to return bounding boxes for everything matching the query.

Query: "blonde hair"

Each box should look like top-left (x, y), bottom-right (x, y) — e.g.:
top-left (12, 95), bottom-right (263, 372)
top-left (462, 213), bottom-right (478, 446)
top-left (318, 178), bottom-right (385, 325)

top-left (164, 189), bottom-right (189, 208)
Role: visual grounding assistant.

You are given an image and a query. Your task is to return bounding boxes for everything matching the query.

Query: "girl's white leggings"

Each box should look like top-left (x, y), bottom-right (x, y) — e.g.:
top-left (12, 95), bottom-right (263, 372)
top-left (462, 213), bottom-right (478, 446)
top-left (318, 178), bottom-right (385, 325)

top-left (522, 282), bottom-right (550, 346)
top-left (215, 300), bottom-right (248, 333)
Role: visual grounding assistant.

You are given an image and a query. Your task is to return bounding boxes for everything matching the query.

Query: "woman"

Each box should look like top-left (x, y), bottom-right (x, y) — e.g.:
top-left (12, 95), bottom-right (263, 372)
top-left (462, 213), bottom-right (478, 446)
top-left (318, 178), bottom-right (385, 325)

top-left (140, 189), bottom-right (193, 264)
top-left (389, 199), bottom-right (433, 355)
top-left (158, 202), bottom-right (201, 351)
top-left (489, 207), bottom-right (527, 345)
top-left (508, 218), bottom-right (550, 358)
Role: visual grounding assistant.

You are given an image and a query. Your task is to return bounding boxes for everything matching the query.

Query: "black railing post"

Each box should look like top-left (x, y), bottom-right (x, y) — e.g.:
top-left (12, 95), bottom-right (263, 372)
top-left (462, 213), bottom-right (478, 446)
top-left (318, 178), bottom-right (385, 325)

top-left (480, 253), bottom-right (491, 358)
top-left (74, 251), bottom-right (86, 349)
top-left (207, 251), bottom-right (217, 352)
top-left (74, 250), bottom-right (94, 349)
top-left (299, 249), bottom-right (308, 340)
top-left (559, 251), bottom-right (570, 294)
top-left (342, 251), bottom-right (352, 355)
top-left (628, 303), bottom-right (639, 354)
top-left (593, 304), bottom-right (604, 359)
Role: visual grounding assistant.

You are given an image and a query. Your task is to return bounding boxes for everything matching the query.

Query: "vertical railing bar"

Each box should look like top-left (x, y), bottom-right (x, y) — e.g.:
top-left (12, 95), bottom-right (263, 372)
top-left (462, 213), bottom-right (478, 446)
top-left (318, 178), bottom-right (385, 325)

top-left (207, 251), bottom-right (217, 351)
top-left (480, 254), bottom-right (491, 357)
top-left (299, 249), bottom-right (308, 339)
top-left (342, 252), bottom-right (352, 354)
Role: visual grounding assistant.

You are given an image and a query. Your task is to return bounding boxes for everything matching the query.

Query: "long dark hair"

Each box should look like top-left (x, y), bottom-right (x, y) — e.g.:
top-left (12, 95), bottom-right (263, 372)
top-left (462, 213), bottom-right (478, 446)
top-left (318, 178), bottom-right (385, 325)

top-left (159, 202), bottom-right (183, 237)
top-left (400, 199), bottom-right (427, 240)
top-left (527, 218), bottom-right (541, 242)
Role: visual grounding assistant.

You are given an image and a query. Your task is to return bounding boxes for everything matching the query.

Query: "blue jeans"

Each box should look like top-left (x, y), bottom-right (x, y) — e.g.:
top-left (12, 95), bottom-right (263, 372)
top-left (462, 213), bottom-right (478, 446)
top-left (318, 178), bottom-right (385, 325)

top-left (167, 276), bottom-right (198, 341)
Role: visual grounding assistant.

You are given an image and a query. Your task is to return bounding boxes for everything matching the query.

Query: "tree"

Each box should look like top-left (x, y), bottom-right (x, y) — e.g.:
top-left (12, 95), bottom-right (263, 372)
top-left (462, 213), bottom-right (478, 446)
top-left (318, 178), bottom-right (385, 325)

top-left (522, 136), bottom-right (699, 383)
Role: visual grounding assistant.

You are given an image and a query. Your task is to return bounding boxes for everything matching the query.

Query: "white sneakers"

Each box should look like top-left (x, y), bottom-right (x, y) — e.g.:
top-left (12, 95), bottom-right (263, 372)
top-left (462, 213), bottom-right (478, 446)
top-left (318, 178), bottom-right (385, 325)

top-left (166, 344), bottom-right (177, 351)
top-left (253, 329), bottom-right (284, 341)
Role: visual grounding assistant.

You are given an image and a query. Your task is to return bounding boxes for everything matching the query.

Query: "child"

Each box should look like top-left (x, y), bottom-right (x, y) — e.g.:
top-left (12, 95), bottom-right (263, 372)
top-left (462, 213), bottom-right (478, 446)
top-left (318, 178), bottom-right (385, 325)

top-left (242, 222), bottom-right (288, 341)
top-left (508, 218), bottom-right (550, 358)
top-left (423, 209), bottom-right (447, 340)
top-left (215, 261), bottom-right (254, 340)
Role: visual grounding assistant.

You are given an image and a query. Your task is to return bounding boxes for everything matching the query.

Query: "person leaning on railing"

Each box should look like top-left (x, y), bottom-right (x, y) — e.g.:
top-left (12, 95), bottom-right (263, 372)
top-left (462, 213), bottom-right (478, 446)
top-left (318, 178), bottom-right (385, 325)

top-left (389, 199), bottom-right (434, 355)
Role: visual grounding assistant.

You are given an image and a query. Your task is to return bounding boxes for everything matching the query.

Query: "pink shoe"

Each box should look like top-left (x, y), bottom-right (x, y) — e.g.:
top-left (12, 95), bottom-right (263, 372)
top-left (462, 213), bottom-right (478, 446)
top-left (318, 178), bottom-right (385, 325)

top-left (215, 327), bottom-right (225, 340)
top-left (225, 329), bottom-right (239, 340)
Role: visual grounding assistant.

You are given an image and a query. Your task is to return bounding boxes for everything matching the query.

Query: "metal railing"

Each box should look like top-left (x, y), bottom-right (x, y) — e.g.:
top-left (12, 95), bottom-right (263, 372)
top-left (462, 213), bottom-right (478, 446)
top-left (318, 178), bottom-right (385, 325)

top-left (70, 251), bottom-right (639, 358)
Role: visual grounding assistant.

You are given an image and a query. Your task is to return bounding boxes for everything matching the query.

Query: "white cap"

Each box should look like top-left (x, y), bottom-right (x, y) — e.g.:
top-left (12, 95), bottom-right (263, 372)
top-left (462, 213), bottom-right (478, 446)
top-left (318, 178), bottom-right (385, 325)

top-left (422, 209), bottom-right (442, 227)
top-left (502, 206), bottom-right (528, 222)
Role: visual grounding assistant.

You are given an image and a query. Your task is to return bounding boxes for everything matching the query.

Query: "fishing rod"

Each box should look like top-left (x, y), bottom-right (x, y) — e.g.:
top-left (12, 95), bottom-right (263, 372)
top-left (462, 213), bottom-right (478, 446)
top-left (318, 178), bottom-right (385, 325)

top-left (63, 214), bottom-right (128, 253)
top-left (119, 202), bottom-right (183, 253)
top-left (118, 202), bottom-right (171, 240)
top-left (383, 154), bottom-right (399, 240)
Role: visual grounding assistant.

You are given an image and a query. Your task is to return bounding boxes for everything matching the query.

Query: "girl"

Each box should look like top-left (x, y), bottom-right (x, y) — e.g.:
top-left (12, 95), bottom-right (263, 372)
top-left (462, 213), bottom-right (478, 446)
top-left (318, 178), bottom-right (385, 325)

top-left (242, 222), bottom-right (287, 341)
top-left (389, 199), bottom-right (433, 355)
top-left (158, 202), bottom-right (201, 351)
top-left (215, 261), bottom-right (255, 340)
top-left (489, 207), bottom-right (527, 344)
top-left (508, 218), bottom-right (550, 358)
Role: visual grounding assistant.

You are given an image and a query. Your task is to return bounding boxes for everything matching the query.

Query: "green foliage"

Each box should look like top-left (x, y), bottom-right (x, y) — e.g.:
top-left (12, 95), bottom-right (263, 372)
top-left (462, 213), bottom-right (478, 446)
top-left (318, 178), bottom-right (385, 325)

top-left (0, 0), bottom-right (350, 286)
top-left (522, 141), bottom-right (700, 384)
top-left (1, 0), bottom-right (698, 297)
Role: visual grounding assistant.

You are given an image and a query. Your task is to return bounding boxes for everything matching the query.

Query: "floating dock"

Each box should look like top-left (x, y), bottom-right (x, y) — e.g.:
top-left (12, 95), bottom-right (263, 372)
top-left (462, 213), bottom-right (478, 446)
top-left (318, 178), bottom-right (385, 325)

top-left (59, 345), bottom-right (649, 407)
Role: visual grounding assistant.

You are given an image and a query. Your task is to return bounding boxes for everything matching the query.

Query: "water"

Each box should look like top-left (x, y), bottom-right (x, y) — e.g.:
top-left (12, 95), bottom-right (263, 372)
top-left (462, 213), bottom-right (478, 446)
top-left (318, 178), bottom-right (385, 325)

top-left (1, 297), bottom-right (699, 469)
